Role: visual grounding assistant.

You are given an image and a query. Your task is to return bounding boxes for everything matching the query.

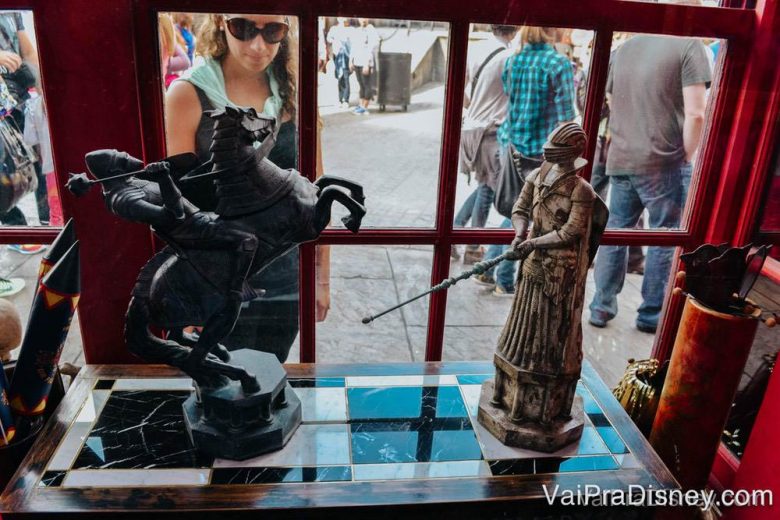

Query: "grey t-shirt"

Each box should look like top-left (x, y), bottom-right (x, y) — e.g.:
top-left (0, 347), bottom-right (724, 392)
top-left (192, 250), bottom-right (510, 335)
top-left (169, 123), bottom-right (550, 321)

top-left (606, 35), bottom-right (712, 175)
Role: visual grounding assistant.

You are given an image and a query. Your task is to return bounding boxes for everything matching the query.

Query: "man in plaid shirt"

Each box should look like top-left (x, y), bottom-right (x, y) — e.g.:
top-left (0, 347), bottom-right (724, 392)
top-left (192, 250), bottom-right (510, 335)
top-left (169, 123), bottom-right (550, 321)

top-left (498, 27), bottom-right (576, 159)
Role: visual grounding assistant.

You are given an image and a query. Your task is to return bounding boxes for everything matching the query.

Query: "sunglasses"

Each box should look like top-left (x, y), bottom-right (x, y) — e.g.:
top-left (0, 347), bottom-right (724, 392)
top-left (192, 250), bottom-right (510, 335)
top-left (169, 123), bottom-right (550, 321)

top-left (223, 16), bottom-right (289, 44)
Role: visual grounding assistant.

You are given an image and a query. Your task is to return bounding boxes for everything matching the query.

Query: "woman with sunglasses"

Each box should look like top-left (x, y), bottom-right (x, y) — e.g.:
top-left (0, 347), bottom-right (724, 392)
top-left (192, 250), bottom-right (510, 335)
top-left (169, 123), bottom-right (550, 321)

top-left (166, 13), bottom-right (330, 363)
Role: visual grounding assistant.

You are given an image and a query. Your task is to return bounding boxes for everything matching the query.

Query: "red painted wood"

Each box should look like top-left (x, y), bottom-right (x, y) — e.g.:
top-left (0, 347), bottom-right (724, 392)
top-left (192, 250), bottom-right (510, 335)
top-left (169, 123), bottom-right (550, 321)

top-left (298, 12), bottom-right (319, 363)
top-left (425, 20), bottom-right (468, 362)
top-left (31, 0), bottom-right (154, 364)
top-left (710, 444), bottom-right (740, 492)
top-left (580, 30), bottom-right (612, 183)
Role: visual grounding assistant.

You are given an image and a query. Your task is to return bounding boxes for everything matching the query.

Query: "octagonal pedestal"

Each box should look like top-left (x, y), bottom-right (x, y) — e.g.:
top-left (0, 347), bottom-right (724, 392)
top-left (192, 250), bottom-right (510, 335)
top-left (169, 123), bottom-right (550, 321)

top-left (478, 379), bottom-right (584, 452)
top-left (183, 349), bottom-right (301, 460)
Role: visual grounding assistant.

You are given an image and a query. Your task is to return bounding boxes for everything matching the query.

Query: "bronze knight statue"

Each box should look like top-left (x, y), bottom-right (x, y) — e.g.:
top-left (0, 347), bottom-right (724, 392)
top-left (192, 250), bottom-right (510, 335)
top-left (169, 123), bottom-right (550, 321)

top-left (68, 107), bottom-right (366, 459)
top-left (477, 122), bottom-right (608, 452)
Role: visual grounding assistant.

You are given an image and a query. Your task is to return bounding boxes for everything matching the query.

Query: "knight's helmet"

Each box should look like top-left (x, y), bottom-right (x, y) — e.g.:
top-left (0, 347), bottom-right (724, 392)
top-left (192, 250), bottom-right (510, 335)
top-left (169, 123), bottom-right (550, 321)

top-left (85, 149), bottom-right (144, 182)
top-left (542, 122), bottom-right (587, 164)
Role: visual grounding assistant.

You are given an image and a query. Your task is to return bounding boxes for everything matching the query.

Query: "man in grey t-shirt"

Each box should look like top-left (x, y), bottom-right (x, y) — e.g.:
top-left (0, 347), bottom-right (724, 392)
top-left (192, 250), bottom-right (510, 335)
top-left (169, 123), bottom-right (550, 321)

top-left (589, 34), bottom-right (711, 333)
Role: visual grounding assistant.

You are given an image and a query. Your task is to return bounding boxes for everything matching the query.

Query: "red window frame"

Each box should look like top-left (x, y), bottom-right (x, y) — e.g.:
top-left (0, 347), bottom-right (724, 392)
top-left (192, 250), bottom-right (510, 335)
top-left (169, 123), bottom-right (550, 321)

top-left (0, 0), bottom-right (776, 494)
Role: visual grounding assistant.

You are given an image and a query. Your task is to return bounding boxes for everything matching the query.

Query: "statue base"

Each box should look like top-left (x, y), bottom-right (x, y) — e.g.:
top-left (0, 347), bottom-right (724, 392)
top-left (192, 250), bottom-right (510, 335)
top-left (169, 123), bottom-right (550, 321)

top-left (478, 380), bottom-right (584, 452)
top-left (183, 349), bottom-right (302, 460)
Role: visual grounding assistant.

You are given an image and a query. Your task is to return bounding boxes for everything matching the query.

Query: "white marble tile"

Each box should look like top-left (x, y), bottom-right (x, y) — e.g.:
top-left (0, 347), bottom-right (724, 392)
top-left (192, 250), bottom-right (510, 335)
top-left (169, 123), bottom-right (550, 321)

top-left (213, 424), bottom-right (351, 468)
top-left (75, 390), bottom-right (111, 424)
top-left (353, 460), bottom-right (491, 481)
top-left (63, 469), bottom-right (210, 487)
top-left (47, 422), bottom-right (93, 471)
top-left (112, 378), bottom-right (194, 391)
top-left (295, 387), bottom-right (347, 422)
top-left (460, 384), bottom-right (482, 417)
top-left (474, 418), bottom-right (608, 460)
top-left (346, 375), bottom-right (458, 387)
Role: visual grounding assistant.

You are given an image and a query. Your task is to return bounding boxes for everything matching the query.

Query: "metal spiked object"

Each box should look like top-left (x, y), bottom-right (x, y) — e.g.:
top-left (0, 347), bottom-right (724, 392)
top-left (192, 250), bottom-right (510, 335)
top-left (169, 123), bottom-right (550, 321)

top-left (362, 250), bottom-right (517, 324)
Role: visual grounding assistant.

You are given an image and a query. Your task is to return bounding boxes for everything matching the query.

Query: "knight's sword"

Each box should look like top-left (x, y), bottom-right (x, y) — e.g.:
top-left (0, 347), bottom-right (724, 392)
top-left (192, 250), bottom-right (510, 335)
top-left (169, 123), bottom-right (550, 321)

top-left (362, 250), bottom-right (516, 324)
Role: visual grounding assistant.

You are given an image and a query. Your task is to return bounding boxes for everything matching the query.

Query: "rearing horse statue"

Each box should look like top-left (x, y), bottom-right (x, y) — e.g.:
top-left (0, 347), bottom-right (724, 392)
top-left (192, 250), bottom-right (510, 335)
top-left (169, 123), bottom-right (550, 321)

top-left (75, 107), bottom-right (366, 392)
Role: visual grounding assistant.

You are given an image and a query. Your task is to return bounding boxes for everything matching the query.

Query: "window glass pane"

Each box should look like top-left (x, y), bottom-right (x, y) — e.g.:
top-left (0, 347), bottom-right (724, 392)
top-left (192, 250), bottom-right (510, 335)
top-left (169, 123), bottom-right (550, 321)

top-left (454, 24), bottom-right (593, 255)
top-left (160, 12), bottom-right (301, 362)
top-left (601, 33), bottom-right (723, 234)
top-left (0, 10), bottom-right (63, 228)
top-left (722, 273), bottom-right (779, 459)
top-left (314, 245), bottom-right (432, 362)
top-left (318, 18), bottom-right (449, 228)
top-left (443, 245), bottom-right (671, 389)
top-left (1, 243), bottom-right (84, 369)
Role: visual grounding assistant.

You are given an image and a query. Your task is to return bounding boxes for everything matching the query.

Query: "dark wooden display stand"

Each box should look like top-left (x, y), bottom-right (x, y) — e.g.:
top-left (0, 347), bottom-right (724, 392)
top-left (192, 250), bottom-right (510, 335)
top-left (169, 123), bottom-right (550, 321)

top-left (1, 361), bottom-right (679, 519)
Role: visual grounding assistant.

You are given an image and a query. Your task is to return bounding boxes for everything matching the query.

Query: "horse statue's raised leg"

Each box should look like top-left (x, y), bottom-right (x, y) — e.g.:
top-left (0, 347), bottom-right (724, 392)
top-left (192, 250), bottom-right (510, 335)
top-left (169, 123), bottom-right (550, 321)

top-left (314, 176), bottom-right (365, 205)
top-left (314, 185), bottom-right (367, 233)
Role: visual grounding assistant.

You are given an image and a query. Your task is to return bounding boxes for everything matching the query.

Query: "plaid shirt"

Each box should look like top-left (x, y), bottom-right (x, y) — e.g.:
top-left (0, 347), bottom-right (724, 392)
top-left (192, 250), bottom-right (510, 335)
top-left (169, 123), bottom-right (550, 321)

top-left (497, 43), bottom-right (576, 157)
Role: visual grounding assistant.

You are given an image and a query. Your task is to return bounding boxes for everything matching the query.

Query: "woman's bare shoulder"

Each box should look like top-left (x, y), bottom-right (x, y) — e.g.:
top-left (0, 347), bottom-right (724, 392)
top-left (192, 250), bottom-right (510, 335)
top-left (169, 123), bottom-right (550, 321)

top-left (166, 80), bottom-right (201, 115)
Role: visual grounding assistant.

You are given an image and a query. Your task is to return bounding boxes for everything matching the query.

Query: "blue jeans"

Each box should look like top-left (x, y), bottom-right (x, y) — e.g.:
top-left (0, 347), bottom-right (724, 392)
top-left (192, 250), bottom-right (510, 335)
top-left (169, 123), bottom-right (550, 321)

top-left (590, 163), bottom-right (691, 328)
top-left (485, 218), bottom-right (516, 289)
top-left (454, 183), bottom-right (494, 229)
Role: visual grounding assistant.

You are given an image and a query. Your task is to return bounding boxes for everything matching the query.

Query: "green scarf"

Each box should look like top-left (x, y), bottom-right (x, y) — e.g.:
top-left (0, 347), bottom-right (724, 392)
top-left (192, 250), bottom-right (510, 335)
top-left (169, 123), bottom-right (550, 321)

top-left (177, 57), bottom-right (282, 119)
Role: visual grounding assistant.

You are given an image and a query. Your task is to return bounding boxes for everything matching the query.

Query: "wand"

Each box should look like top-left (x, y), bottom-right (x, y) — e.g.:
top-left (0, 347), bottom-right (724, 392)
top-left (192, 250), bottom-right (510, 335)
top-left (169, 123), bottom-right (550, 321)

top-left (362, 250), bottom-right (517, 324)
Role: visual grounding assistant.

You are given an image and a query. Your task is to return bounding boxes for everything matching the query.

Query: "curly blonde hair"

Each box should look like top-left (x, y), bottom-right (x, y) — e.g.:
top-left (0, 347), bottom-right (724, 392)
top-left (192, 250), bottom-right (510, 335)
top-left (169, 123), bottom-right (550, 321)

top-left (196, 14), bottom-right (298, 118)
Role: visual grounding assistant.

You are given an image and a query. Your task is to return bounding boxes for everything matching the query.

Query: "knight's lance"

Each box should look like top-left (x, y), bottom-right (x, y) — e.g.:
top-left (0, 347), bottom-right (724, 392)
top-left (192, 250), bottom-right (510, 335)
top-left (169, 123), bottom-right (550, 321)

top-left (362, 250), bottom-right (517, 324)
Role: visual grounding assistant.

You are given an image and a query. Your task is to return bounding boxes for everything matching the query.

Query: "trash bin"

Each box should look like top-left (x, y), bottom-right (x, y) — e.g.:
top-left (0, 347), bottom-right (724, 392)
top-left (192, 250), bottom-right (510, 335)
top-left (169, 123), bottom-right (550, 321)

top-left (377, 52), bottom-right (411, 112)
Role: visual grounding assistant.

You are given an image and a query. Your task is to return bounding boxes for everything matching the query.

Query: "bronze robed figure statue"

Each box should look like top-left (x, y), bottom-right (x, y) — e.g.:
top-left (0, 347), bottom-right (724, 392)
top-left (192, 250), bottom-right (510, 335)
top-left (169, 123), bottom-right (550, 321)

top-left (477, 122), bottom-right (608, 452)
top-left (68, 107), bottom-right (366, 459)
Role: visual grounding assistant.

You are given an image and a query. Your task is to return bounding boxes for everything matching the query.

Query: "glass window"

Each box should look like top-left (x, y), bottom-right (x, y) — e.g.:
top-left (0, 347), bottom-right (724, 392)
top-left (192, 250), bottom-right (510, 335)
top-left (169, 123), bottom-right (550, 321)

top-left (453, 25), bottom-right (593, 250)
top-left (0, 243), bottom-right (84, 370)
top-left (315, 245), bottom-right (433, 362)
top-left (443, 245), bottom-right (674, 388)
top-left (722, 273), bottom-right (779, 458)
top-left (318, 17), bottom-right (450, 228)
top-left (601, 32), bottom-right (723, 234)
top-left (0, 10), bottom-right (62, 229)
top-left (160, 12), bottom-right (302, 363)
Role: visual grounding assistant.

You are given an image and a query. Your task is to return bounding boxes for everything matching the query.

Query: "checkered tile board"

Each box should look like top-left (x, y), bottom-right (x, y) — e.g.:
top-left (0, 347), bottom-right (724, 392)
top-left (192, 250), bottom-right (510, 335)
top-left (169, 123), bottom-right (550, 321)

top-left (37, 374), bottom-right (639, 488)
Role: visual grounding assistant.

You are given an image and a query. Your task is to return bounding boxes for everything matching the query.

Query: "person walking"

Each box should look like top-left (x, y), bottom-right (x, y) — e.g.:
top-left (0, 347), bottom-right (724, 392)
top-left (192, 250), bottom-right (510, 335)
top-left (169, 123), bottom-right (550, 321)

top-left (350, 18), bottom-right (379, 116)
top-left (453, 25), bottom-right (519, 265)
top-left (327, 17), bottom-right (352, 109)
top-left (481, 26), bottom-right (576, 295)
top-left (588, 32), bottom-right (711, 333)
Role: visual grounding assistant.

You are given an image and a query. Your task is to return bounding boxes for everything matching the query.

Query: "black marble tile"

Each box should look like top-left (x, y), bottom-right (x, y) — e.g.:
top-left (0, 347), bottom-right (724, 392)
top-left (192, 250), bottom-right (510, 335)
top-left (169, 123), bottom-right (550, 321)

top-left (350, 419), bottom-right (482, 464)
top-left (38, 471), bottom-right (66, 487)
top-left (93, 379), bottom-right (115, 390)
top-left (535, 455), bottom-right (619, 473)
top-left (348, 386), bottom-right (468, 421)
top-left (456, 375), bottom-right (492, 385)
top-left (587, 413), bottom-right (611, 427)
top-left (288, 377), bottom-right (345, 388)
top-left (596, 426), bottom-right (629, 454)
top-left (488, 459), bottom-right (535, 476)
top-left (72, 390), bottom-right (212, 469)
top-left (211, 466), bottom-right (352, 484)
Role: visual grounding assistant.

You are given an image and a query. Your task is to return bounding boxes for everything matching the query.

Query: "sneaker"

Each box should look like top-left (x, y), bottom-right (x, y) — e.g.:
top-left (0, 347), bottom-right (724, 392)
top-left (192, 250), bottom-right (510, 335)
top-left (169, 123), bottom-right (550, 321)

top-left (450, 245), bottom-right (461, 261)
top-left (588, 310), bottom-right (611, 328)
top-left (7, 244), bottom-right (47, 255)
top-left (0, 277), bottom-right (25, 297)
top-left (493, 284), bottom-right (514, 297)
top-left (340, 101), bottom-right (349, 109)
top-left (352, 107), bottom-right (366, 115)
top-left (473, 273), bottom-right (496, 287)
top-left (636, 321), bottom-right (657, 334)
top-left (462, 247), bottom-right (484, 265)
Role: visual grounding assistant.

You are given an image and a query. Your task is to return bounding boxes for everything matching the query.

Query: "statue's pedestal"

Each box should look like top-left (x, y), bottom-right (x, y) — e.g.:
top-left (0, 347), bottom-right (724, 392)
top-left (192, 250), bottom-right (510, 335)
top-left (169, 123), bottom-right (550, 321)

top-left (477, 353), bottom-right (583, 452)
top-left (183, 349), bottom-right (301, 460)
